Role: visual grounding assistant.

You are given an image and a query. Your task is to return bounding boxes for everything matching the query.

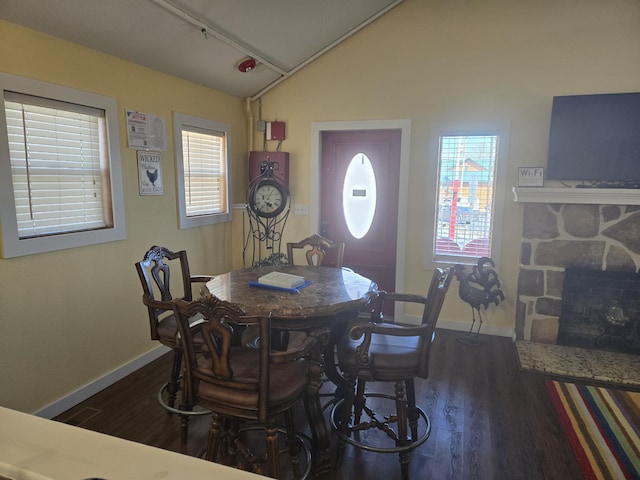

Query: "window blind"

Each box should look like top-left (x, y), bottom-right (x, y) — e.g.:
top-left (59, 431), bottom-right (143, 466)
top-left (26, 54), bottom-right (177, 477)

top-left (435, 134), bottom-right (498, 259)
top-left (181, 127), bottom-right (227, 217)
top-left (4, 91), bottom-right (109, 239)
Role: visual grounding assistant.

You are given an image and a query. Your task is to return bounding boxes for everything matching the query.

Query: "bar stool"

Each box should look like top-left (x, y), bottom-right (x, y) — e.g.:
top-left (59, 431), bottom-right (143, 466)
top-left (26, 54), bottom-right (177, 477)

top-left (331, 267), bottom-right (454, 480)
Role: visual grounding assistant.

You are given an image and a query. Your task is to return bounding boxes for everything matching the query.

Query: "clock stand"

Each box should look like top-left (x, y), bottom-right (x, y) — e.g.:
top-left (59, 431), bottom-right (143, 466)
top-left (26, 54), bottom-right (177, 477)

top-left (244, 159), bottom-right (291, 267)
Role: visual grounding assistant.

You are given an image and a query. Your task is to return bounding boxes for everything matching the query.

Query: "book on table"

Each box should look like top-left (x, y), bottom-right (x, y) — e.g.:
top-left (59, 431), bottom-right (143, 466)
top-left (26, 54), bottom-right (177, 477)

top-left (258, 271), bottom-right (306, 289)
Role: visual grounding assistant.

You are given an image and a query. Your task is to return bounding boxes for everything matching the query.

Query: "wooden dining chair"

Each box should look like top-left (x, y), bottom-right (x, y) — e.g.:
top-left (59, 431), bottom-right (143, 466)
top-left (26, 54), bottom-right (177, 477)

top-left (283, 233), bottom-right (347, 351)
top-left (134, 245), bottom-right (213, 440)
top-left (331, 267), bottom-right (454, 480)
top-left (287, 233), bottom-right (345, 267)
top-left (172, 294), bottom-right (316, 479)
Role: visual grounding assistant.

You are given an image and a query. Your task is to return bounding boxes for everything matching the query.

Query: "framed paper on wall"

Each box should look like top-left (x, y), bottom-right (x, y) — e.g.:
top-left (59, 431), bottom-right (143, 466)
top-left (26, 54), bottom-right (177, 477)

top-left (138, 151), bottom-right (163, 195)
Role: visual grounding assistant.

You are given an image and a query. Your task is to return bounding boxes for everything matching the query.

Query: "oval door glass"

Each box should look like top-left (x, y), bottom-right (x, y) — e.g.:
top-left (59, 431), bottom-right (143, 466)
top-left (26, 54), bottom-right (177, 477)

top-left (342, 153), bottom-right (376, 239)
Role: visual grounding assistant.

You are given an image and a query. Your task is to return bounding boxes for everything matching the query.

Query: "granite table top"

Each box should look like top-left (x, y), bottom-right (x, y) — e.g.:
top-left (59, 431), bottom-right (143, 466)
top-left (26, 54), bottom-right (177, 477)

top-left (205, 265), bottom-right (378, 328)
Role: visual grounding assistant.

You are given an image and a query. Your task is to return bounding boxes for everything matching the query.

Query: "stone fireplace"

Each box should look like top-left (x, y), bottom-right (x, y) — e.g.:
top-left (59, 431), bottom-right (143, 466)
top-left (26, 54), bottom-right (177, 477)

top-left (514, 189), bottom-right (640, 347)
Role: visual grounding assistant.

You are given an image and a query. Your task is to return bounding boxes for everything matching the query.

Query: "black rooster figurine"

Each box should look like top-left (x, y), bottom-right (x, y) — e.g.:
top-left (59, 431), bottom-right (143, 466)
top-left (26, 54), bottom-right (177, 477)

top-left (454, 257), bottom-right (505, 345)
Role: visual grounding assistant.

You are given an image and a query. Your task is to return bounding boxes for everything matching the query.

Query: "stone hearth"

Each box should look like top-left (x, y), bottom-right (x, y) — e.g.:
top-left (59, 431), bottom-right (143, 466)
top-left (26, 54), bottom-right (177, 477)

top-left (516, 203), bottom-right (640, 344)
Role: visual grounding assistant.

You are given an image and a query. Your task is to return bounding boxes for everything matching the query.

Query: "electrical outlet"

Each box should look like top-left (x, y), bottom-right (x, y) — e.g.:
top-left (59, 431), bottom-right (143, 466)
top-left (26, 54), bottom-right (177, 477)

top-left (294, 205), bottom-right (308, 215)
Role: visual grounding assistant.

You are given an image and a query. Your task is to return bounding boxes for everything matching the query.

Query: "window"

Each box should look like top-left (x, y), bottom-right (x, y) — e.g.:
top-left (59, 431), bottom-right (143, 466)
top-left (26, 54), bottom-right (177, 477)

top-left (0, 74), bottom-right (125, 258)
top-left (174, 112), bottom-right (232, 228)
top-left (426, 123), bottom-right (508, 267)
top-left (343, 153), bottom-right (376, 239)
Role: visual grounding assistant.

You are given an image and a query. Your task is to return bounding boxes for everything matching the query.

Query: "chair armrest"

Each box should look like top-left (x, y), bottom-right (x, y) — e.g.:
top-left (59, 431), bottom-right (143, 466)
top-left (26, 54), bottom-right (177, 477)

top-left (370, 291), bottom-right (427, 323)
top-left (189, 275), bottom-right (214, 299)
top-left (348, 321), bottom-right (430, 367)
top-left (190, 275), bottom-right (214, 283)
top-left (142, 295), bottom-right (169, 312)
top-left (271, 334), bottom-right (317, 364)
top-left (350, 321), bottom-right (429, 339)
top-left (378, 292), bottom-right (427, 305)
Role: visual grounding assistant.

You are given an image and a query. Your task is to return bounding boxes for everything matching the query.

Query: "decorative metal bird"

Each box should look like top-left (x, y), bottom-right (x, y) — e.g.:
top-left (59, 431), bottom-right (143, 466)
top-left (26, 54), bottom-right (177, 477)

top-left (454, 257), bottom-right (505, 343)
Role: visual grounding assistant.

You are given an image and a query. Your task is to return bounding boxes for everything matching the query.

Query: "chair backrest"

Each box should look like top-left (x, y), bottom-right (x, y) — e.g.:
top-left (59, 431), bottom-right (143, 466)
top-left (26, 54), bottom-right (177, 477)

top-left (287, 233), bottom-right (345, 267)
top-left (135, 245), bottom-right (192, 340)
top-left (172, 294), bottom-right (272, 420)
top-left (418, 267), bottom-right (454, 377)
top-left (421, 266), bottom-right (454, 326)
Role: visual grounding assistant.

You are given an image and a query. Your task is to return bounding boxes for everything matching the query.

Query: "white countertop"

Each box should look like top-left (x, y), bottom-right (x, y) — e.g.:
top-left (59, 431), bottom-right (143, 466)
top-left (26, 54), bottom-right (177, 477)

top-left (0, 406), bottom-right (264, 479)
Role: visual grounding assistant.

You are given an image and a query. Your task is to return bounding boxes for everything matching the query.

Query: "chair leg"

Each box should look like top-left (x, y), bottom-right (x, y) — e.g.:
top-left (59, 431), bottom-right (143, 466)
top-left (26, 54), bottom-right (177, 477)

top-left (354, 378), bottom-right (366, 427)
top-left (180, 413), bottom-right (189, 444)
top-left (400, 453), bottom-right (411, 480)
top-left (205, 413), bottom-right (224, 462)
top-left (284, 410), bottom-right (302, 478)
top-left (406, 379), bottom-right (419, 442)
top-left (224, 418), bottom-right (240, 464)
top-left (335, 374), bottom-right (357, 468)
top-left (265, 420), bottom-right (280, 479)
top-left (167, 349), bottom-right (183, 408)
top-left (395, 380), bottom-right (411, 480)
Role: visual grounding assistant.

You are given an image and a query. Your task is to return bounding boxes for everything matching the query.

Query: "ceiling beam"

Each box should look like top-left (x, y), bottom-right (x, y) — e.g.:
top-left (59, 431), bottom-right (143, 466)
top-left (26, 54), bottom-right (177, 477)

top-left (151, 0), bottom-right (405, 100)
top-left (150, 0), bottom-right (288, 76)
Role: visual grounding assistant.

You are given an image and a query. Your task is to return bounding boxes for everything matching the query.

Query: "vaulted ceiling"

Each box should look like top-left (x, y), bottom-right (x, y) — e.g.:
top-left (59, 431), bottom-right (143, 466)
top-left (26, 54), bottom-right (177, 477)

top-left (1, 0), bottom-right (404, 98)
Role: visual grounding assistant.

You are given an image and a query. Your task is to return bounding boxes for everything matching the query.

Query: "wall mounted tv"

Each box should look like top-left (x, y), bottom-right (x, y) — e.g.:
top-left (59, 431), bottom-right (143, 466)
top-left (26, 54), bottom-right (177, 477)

top-left (546, 92), bottom-right (640, 188)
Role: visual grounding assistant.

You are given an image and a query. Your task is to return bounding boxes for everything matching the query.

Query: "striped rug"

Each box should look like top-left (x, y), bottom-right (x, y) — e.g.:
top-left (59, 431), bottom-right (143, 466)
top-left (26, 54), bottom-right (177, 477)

top-left (546, 381), bottom-right (640, 479)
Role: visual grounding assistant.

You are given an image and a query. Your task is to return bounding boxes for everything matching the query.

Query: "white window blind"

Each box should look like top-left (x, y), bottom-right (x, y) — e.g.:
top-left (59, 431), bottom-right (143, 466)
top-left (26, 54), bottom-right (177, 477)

top-left (434, 134), bottom-right (498, 261)
top-left (4, 91), bottom-right (110, 239)
top-left (181, 126), bottom-right (227, 217)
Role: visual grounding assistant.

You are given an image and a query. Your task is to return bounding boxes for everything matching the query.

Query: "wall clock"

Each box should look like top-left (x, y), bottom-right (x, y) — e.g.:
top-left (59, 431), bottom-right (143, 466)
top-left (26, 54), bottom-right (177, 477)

top-left (249, 178), bottom-right (288, 218)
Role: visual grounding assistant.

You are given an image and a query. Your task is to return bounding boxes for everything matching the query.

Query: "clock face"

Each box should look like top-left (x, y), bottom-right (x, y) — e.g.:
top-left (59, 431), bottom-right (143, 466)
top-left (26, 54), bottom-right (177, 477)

top-left (251, 179), bottom-right (287, 217)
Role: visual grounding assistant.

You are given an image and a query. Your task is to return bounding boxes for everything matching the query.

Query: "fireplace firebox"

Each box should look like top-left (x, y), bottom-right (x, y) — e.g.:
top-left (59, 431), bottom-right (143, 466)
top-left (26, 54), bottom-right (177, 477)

top-left (558, 267), bottom-right (640, 353)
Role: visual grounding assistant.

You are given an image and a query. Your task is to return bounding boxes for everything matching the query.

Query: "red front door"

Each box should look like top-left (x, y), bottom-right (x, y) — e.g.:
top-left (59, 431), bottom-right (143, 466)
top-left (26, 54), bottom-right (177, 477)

top-left (320, 129), bottom-right (401, 311)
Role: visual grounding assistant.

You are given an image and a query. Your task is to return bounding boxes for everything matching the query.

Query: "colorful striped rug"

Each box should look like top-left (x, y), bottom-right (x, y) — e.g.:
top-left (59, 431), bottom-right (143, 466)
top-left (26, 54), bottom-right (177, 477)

top-left (546, 381), bottom-right (640, 479)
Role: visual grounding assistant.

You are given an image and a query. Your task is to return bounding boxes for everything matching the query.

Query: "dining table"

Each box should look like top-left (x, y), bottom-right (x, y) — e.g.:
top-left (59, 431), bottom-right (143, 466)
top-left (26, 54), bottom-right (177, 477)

top-left (204, 264), bottom-right (378, 474)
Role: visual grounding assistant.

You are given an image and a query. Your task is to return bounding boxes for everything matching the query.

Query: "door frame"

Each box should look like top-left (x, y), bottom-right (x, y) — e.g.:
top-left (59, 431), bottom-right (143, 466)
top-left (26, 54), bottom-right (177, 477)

top-left (311, 119), bottom-right (412, 321)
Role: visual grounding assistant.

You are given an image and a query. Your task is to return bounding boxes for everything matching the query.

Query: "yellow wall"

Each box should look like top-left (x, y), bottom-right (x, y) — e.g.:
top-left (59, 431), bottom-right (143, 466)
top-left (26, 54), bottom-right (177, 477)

top-left (0, 21), bottom-right (247, 413)
top-left (2, 0), bottom-right (640, 413)
top-left (246, 0), bottom-right (640, 332)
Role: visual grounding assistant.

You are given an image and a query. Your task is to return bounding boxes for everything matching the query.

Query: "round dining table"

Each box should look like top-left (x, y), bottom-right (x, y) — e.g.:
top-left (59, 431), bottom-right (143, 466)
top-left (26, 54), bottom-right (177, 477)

top-left (205, 264), bottom-right (378, 474)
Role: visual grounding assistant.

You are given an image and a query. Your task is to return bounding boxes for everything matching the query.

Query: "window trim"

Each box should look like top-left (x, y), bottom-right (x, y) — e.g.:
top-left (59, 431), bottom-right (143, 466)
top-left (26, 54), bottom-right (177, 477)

top-left (424, 121), bottom-right (509, 270)
top-left (0, 73), bottom-right (126, 258)
top-left (174, 112), bottom-right (233, 229)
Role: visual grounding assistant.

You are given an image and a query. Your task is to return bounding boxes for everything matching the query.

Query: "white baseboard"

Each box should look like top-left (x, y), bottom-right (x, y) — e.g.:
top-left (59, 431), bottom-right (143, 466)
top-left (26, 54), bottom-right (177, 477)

top-left (397, 314), bottom-right (515, 339)
top-left (35, 345), bottom-right (170, 419)
top-left (359, 315), bottom-right (515, 349)
top-left (437, 318), bottom-right (515, 339)
top-left (35, 317), bottom-right (515, 419)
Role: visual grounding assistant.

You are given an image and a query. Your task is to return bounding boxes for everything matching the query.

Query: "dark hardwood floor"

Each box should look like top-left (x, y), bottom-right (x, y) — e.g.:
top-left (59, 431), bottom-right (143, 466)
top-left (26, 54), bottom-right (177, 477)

top-left (54, 329), bottom-right (584, 479)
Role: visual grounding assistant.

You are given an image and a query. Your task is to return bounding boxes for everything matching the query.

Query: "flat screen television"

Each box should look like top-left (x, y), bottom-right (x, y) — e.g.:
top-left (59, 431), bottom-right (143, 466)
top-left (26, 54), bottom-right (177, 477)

top-left (546, 92), bottom-right (640, 188)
